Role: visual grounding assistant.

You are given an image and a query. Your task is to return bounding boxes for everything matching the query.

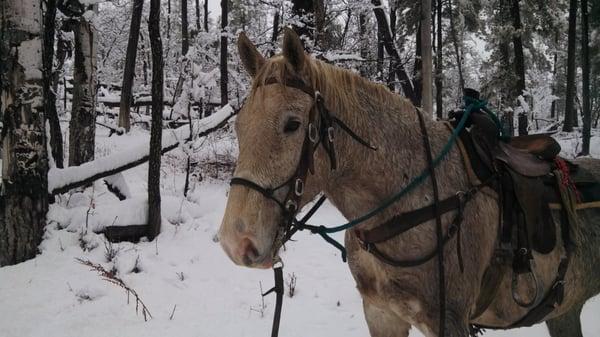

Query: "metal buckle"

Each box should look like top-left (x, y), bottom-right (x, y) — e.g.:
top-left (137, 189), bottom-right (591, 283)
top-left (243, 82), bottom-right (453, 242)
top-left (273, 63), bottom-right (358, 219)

top-left (308, 123), bottom-right (318, 143)
top-left (285, 199), bottom-right (297, 212)
top-left (294, 179), bottom-right (304, 196)
top-left (327, 126), bottom-right (335, 142)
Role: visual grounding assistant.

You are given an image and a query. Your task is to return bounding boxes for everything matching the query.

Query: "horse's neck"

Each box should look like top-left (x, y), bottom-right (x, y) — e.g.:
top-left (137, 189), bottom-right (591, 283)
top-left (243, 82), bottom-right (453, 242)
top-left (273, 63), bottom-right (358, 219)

top-left (317, 76), bottom-right (464, 226)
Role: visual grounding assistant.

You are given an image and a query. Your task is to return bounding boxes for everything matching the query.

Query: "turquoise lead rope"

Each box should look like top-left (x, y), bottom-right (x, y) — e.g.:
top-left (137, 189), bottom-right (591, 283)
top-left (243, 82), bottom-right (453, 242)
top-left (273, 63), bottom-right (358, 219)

top-left (298, 96), bottom-right (501, 261)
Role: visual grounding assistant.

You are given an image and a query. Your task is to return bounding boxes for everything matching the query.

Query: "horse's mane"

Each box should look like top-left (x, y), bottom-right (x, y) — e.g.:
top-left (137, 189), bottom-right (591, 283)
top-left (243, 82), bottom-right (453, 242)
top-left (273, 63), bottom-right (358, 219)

top-left (251, 55), bottom-right (413, 116)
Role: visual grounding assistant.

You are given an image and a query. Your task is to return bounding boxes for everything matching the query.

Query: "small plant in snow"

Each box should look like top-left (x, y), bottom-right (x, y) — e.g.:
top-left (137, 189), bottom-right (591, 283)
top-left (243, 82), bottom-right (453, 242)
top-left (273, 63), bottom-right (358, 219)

top-left (176, 271), bottom-right (185, 281)
top-left (103, 240), bottom-right (120, 262)
top-left (286, 273), bottom-right (297, 298)
top-left (249, 281), bottom-right (267, 318)
top-left (76, 258), bottom-right (152, 321)
top-left (130, 255), bottom-right (142, 273)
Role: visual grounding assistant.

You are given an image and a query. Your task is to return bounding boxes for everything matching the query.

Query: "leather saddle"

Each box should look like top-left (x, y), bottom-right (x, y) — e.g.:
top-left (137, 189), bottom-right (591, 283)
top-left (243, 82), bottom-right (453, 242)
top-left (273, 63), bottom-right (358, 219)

top-left (452, 107), bottom-right (560, 256)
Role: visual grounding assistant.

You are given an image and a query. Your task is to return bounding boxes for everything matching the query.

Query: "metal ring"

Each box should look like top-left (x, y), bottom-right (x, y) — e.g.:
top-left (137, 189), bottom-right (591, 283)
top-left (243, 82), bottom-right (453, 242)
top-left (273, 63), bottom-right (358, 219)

top-left (294, 179), bottom-right (304, 196)
top-left (285, 199), bottom-right (298, 212)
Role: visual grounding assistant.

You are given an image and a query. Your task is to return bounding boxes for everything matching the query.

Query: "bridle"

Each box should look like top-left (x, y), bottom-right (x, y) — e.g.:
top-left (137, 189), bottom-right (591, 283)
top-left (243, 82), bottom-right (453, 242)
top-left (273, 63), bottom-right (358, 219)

top-left (230, 76), bottom-right (376, 257)
top-left (229, 76), bottom-right (376, 337)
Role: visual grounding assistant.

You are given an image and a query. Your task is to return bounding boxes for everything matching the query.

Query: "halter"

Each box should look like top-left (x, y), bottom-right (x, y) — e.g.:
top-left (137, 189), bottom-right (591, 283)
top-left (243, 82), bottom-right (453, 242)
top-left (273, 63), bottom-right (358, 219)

top-left (230, 76), bottom-right (376, 255)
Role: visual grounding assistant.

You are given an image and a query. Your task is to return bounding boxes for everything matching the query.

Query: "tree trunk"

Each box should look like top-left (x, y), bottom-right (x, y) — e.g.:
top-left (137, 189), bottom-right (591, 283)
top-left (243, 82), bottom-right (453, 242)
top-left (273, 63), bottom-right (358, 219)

top-left (0, 0), bottom-right (49, 266)
top-left (511, 0), bottom-right (525, 98)
top-left (147, 0), bottom-right (164, 240)
top-left (359, 11), bottom-right (367, 77)
top-left (167, 0), bottom-right (171, 40)
top-left (434, 0), bottom-right (443, 118)
top-left (68, 16), bottom-right (97, 166)
top-left (447, 0), bottom-right (464, 93)
top-left (313, 0), bottom-right (325, 50)
top-left (581, 0), bottom-right (590, 155)
top-left (376, 25), bottom-right (384, 81)
top-left (182, 0), bottom-right (189, 55)
top-left (371, 0), bottom-right (417, 105)
top-left (220, 0), bottom-right (228, 107)
top-left (563, 0), bottom-right (578, 132)
top-left (291, 0), bottom-right (314, 48)
top-left (204, 0), bottom-right (209, 32)
top-left (550, 32), bottom-right (559, 119)
top-left (387, 2), bottom-right (397, 90)
top-left (413, 22), bottom-right (423, 106)
top-left (511, 0), bottom-right (527, 134)
top-left (270, 8), bottom-right (280, 56)
top-left (118, 0), bottom-right (144, 132)
top-left (44, 0), bottom-right (64, 168)
top-left (421, 0), bottom-right (433, 114)
top-left (195, 0), bottom-right (201, 33)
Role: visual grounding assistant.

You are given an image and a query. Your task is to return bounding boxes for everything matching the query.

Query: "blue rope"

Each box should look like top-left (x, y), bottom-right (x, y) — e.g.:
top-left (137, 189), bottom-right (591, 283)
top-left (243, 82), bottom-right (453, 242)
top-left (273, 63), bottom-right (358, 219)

top-left (302, 97), bottom-right (495, 261)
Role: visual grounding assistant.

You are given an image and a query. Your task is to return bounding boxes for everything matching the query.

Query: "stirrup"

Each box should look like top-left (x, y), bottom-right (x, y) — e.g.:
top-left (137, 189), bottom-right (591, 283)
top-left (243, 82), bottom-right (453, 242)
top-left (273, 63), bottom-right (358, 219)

top-left (511, 261), bottom-right (544, 308)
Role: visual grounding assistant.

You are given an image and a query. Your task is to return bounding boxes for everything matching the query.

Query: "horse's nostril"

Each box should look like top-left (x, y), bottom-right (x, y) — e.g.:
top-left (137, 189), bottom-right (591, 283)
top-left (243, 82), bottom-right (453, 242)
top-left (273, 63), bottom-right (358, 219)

top-left (240, 238), bottom-right (260, 265)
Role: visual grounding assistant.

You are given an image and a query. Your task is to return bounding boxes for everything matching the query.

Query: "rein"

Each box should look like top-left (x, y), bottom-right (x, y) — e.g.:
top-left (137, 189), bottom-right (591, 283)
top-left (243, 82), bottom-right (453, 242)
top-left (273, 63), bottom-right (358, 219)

top-left (230, 77), bottom-right (489, 337)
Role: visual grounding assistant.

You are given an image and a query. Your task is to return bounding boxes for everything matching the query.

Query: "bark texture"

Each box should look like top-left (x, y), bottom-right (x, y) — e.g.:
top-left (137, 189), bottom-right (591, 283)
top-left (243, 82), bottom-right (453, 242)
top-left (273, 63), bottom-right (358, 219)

top-left (420, 0), bottom-right (433, 114)
top-left (581, 0), bottom-right (591, 155)
top-left (563, 0), bottom-right (578, 132)
top-left (44, 0), bottom-right (64, 168)
top-left (118, 0), bottom-right (144, 132)
top-left (147, 0), bottom-right (164, 239)
top-left (68, 16), bottom-right (97, 166)
top-left (434, 0), bottom-right (443, 118)
top-left (0, 0), bottom-right (49, 266)
top-left (220, 0), bottom-right (228, 106)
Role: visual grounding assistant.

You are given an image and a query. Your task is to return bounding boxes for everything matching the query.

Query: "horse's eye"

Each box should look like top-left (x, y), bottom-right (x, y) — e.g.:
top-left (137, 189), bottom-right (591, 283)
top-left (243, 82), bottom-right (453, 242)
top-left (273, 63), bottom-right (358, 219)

top-left (284, 119), bottom-right (301, 133)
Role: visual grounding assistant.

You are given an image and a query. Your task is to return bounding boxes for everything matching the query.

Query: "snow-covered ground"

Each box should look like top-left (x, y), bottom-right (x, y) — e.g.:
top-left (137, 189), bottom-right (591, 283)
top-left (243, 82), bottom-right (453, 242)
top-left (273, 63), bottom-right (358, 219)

top-left (1, 125), bottom-right (599, 337)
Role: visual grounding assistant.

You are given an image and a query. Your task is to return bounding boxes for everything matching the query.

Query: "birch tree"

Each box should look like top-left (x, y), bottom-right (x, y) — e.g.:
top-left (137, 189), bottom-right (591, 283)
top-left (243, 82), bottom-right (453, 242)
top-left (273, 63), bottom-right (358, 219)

top-left (66, 10), bottom-right (97, 166)
top-left (0, 0), bottom-right (49, 266)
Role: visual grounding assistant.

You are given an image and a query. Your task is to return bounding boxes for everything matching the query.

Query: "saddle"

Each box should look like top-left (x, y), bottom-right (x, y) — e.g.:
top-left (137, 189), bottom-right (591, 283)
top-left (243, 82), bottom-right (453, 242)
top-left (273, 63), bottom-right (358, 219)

top-left (451, 100), bottom-right (560, 257)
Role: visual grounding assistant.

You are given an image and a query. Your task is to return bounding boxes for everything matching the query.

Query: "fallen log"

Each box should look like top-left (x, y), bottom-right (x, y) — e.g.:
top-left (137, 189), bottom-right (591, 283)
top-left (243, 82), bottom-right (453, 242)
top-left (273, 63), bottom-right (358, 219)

top-left (49, 104), bottom-right (236, 195)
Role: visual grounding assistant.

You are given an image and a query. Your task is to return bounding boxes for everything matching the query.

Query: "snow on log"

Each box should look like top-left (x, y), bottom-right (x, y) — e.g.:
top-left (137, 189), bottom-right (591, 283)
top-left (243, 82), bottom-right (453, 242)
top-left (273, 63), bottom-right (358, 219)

top-left (49, 104), bottom-right (236, 195)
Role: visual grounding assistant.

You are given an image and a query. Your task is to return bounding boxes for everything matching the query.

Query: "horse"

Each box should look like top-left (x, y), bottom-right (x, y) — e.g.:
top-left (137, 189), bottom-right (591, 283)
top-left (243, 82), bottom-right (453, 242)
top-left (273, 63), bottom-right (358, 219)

top-left (218, 28), bottom-right (600, 337)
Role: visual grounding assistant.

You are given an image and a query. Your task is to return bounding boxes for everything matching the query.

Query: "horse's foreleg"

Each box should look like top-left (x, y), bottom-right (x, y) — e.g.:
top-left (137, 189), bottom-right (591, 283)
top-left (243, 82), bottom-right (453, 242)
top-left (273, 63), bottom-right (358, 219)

top-left (363, 300), bottom-right (411, 337)
top-left (546, 303), bottom-right (584, 337)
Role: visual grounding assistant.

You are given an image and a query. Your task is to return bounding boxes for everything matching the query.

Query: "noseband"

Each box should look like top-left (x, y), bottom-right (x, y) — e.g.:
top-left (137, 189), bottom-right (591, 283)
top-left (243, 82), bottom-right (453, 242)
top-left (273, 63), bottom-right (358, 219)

top-left (230, 76), bottom-right (376, 251)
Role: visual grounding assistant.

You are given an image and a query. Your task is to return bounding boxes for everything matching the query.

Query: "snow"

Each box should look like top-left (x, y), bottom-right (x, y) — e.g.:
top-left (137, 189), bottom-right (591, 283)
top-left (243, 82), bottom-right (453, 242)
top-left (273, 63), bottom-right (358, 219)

top-left (48, 104), bottom-right (235, 194)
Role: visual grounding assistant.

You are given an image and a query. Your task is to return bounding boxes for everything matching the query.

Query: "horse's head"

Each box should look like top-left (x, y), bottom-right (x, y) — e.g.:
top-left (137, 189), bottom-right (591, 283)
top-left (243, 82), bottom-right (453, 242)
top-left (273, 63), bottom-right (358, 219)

top-left (219, 28), bottom-right (324, 268)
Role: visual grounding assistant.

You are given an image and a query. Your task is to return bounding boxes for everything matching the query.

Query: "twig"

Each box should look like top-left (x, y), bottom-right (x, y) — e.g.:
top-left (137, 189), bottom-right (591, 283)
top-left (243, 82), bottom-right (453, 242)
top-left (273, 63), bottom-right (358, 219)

top-left (76, 258), bottom-right (153, 321)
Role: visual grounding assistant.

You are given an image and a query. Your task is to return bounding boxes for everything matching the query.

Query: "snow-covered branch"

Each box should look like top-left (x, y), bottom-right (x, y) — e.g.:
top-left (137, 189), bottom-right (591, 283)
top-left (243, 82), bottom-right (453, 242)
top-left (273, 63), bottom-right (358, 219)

top-left (49, 104), bottom-right (236, 195)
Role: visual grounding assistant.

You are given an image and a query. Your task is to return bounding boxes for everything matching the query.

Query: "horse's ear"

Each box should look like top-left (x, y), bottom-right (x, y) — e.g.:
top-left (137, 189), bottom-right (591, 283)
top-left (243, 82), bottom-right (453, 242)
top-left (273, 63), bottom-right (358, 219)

top-left (237, 32), bottom-right (265, 78)
top-left (282, 27), bottom-right (305, 72)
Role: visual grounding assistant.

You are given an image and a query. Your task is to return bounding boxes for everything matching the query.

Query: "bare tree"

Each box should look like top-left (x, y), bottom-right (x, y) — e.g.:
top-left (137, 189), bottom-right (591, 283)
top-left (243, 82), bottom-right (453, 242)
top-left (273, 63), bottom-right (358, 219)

top-left (371, 0), bottom-right (417, 105)
top-left (182, 0), bottom-right (190, 55)
top-left (447, 0), bottom-right (464, 93)
top-left (118, 0), bottom-right (144, 132)
top-left (421, 0), bottom-right (433, 114)
top-left (511, 0), bottom-right (527, 135)
top-left (66, 14), bottom-right (97, 166)
top-left (581, 0), bottom-right (591, 154)
top-left (220, 0), bottom-right (228, 106)
top-left (148, 0), bottom-right (164, 239)
top-left (44, 0), bottom-right (65, 168)
top-left (563, 0), bottom-right (578, 132)
top-left (195, 0), bottom-right (202, 32)
top-left (204, 0), bottom-right (209, 31)
top-left (434, 0), bottom-right (443, 118)
top-left (0, 0), bottom-right (49, 266)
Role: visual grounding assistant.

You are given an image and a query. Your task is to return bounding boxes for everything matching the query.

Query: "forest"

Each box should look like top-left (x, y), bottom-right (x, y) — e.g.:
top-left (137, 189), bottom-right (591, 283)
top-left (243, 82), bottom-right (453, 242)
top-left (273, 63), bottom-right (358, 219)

top-left (0, 0), bottom-right (599, 336)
